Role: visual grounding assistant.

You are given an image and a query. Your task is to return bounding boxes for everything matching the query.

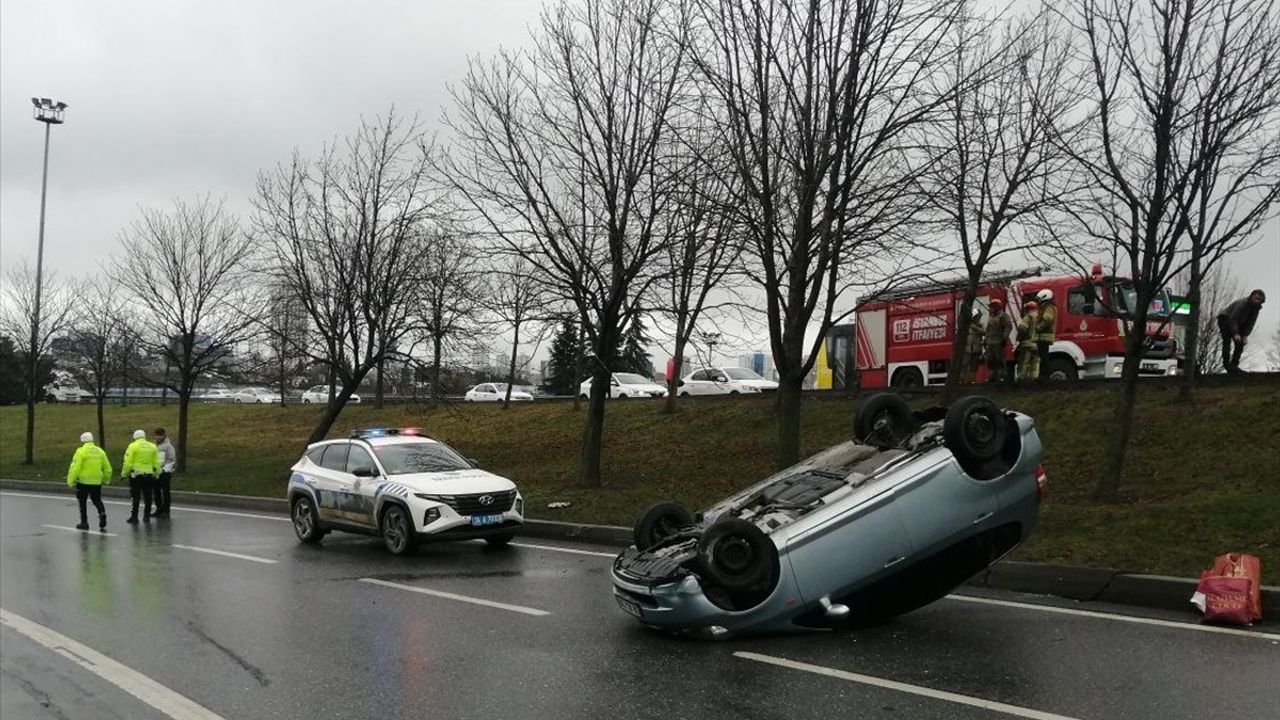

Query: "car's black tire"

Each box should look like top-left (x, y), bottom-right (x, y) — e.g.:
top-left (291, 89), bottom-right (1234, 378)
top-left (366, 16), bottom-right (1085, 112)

top-left (633, 502), bottom-right (694, 550)
top-left (679, 391), bottom-right (690, 397)
top-left (943, 396), bottom-right (1007, 465)
top-left (696, 519), bottom-right (776, 592)
top-left (891, 367), bottom-right (924, 388)
top-left (579, 393), bottom-right (589, 400)
top-left (1043, 355), bottom-right (1077, 381)
top-left (291, 496), bottom-right (325, 544)
top-left (380, 504), bottom-right (418, 556)
top-left (853, 392), bottom-right (914, 446)
top-left (485, 533), bottom-right (515, 547)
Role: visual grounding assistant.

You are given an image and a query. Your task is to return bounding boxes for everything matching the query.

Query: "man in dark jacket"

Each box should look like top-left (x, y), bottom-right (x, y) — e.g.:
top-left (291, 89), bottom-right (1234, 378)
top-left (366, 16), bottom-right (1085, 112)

top-left (1217, 289), bottom-right (1266, 373)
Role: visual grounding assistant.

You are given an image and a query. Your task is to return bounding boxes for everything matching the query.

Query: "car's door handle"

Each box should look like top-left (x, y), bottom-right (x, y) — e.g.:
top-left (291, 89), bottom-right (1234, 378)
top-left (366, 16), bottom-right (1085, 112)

top-left (972, 511), bottom-right (994, 525)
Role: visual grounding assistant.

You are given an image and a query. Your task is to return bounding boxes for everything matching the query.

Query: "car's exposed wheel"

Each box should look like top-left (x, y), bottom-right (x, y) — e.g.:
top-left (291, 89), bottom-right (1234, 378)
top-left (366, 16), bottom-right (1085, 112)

top-left (943, 396), bottom-right (1007, 465)
top-left (696, 519), bottom-right (776, 592)
top-left (291, 496), bottom-right (325, 544)
top-left (854, 393), bottom-right (914, 447)
top-left (485, 533), bottom-right (515, 547)
top-left (1043, 356), bottom-right (1077, 381)
top-left (634, 501), bottom-right (694, 550)
top-left (380, 504), bottom-right (417, 556)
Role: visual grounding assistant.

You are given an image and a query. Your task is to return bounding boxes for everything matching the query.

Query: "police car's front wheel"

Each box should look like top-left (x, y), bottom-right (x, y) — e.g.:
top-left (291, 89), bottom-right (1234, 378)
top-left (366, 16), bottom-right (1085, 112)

top-left (381, 504), bottom-right (417, 555)
top-left (291, 496), bottom-right (325, 544)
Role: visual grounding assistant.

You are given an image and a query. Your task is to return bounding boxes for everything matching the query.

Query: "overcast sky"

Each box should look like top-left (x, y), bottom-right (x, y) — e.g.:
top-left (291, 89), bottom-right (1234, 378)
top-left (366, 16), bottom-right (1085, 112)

top-left (2, 0), bottom-right (1278, 366)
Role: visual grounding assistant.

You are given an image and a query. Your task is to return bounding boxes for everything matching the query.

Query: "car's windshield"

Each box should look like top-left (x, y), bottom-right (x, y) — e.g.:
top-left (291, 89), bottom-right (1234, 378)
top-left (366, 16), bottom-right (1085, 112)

top-left (373, 442), bottom-right (472, 474)
top-left (1112, 283), bottom-right (1172, 318)
top-left (614, 373), bottom-right (649, 384)
top-left (723, 368), bottom-right (762, 380)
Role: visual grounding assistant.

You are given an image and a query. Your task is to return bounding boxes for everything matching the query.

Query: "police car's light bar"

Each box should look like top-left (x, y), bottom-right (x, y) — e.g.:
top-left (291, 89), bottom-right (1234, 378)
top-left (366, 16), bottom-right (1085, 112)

top-left (399, 427), bottom-right (421, 436)
top-left (350, 427), bottom-right (426, 439)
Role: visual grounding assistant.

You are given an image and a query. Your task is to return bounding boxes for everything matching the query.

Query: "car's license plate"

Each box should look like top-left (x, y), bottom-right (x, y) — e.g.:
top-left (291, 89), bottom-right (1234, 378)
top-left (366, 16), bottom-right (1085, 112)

top-left (1141, 362), bottom-right (1159, 372)
top-left (470, 514), bottom-right (504, 527)
top-left (615, 595), bottom-right (642, 618)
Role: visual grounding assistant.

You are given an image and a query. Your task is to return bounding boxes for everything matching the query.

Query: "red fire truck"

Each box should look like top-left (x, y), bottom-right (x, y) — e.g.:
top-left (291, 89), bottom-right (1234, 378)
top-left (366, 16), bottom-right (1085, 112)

top-left (819, 267), bottom-right (1180, 390)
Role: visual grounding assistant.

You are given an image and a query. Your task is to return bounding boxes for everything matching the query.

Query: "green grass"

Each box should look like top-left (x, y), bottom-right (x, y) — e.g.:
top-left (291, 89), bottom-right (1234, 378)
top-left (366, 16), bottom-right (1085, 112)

top-left (3, 383), bottom-right (1277, 581)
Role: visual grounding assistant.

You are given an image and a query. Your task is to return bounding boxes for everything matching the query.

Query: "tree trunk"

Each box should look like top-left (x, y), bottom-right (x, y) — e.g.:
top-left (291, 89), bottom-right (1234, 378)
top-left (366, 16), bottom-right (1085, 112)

top-left (503, 321), bottom-right (521, 409)
top-left (306, 381), bottom-right (363, 446)
top-left (24, 394), bottom-right (35, 465)
top-left (573, 325), bottom-right (585, 411)
top-left (664, 336), bottom-right (687, 414)
top-left (279, 351), bottom-right (288, 406)
top-left (775, 371), bottom-right (804, 468)
top-left (96, 395), bottom-right (106, 454)
top-left (943, 285), bottom-right (980, 403)
top-left (578, 364), bottom-right (610, 487)
top-left (375, 356), bottom-right (385, 409)
top-left (327, 364), bottom-right (336, 404)
top-left (1094, 330), bottom-right (1146, 499)
top-left (1178, 255), bottom-right (1203, 402)
top-left (431, 336), bottom-right (443, 406)
top-left (177, 390), bottom-right (191, 472)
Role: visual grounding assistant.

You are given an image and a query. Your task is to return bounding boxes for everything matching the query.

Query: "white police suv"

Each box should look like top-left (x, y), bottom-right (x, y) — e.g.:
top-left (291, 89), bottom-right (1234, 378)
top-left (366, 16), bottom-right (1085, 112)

top-left (287, 428), bottom-right (524, 555)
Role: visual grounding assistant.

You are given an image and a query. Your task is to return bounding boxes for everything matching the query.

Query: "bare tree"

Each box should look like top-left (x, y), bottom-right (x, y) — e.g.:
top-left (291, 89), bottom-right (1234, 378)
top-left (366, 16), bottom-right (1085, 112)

top-left (1177, 264), bottom-right (1246, 375)
top-left (254, 111), bottom-right (439, 444)
top-left (63, 279), bottom-right (131, 451)
top-left (442, 0), bottom-right (689, 485)
top-left (1063, 0), bottom-right (1280, 498)
top-left (921, 10), bottom-right (1089, 397)
top-left (484, 255), bottom-right (551, 408)
top-left (116, 196), bottom-right (260, 471)
top-left (0, 263), bottom-right (75, 464)
top-left (416, 227), bottom-right (484, 405)
top-left (693, 0), bottom-right (967, 466)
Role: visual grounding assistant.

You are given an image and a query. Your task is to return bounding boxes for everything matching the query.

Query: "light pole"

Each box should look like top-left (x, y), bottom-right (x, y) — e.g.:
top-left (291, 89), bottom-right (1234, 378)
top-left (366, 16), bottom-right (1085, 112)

top-left (25, 97), bottom-right (67, 465)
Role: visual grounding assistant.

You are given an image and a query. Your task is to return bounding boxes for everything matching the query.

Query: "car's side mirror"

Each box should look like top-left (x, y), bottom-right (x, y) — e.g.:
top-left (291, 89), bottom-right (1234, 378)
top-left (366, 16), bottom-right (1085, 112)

top-left (677, 380), bottom-right (685, 386)
top-left (351, 465), bottom-right (376, 478)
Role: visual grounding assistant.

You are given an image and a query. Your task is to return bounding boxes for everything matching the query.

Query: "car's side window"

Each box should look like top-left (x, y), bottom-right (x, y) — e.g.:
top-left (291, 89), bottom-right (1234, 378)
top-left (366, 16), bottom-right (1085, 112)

top-left (347, 445), bottom-right (376, 476)
top-left (306, 446), bottom-right (326, 465)
top-left (690, 370), bottom-right (708, 381)
top-left (319, 443), bottom-right (349, 472)
top-left (483, 384), bottom-right (495, 394)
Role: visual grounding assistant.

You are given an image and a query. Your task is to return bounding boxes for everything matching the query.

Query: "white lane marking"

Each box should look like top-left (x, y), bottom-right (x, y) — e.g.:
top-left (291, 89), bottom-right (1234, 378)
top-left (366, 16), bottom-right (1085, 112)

top-left (510, 541), bottom-right (618, 558)
top-left (946, 594), bottom-right (1280, 641)
top-left (1, 491), bottom-right (289, 522)
top-left (359, 577), bottom-right (551, 616)
top-left (41, 524), bottom-right (119, 537)
top-left (0, 607), bottom-right (229, 720)
top-left (734, 651), bottom-right (1084, 720)
top-left (170, 544), bottom-right (277, 565)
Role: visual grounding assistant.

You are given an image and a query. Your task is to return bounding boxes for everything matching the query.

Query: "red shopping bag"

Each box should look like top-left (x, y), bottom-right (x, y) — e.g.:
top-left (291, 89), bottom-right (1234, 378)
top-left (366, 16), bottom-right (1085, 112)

top-left (1199, 575), bottom-right (1254, 626)
top-left (1210, 553), bottom-right (1263, 621)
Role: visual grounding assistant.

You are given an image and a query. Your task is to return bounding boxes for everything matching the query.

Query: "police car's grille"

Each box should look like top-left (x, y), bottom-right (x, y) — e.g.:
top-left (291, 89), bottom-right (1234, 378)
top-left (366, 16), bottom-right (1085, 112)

top-left (426, 490), bottom-right (516, 515)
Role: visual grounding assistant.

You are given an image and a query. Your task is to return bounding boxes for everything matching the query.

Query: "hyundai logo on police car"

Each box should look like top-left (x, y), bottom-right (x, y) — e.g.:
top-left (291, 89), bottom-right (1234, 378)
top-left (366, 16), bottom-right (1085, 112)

top-left (478, 495), bottom-right (494, 506)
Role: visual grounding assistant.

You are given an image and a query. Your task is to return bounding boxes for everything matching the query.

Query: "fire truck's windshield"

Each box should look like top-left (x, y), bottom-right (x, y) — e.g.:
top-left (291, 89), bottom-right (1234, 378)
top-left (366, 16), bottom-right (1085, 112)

top-left (1112, 283), bottom-right (1173, 318)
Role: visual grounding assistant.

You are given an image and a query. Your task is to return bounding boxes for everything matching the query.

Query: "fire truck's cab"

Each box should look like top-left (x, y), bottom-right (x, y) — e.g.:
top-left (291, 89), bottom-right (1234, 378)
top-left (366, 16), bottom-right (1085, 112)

top-left (836, 266), bottom-right (1179, 390)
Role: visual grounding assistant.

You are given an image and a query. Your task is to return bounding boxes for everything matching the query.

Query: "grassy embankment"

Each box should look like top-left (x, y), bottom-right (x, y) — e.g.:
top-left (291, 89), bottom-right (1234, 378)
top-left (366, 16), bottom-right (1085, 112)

top-left (2, 381), bottom-right (1277, 580)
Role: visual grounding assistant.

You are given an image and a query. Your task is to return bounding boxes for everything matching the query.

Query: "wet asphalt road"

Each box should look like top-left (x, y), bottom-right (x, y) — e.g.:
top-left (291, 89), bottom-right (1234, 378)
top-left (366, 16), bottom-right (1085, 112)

top-left (1, 491), bottom-right (1277, 720)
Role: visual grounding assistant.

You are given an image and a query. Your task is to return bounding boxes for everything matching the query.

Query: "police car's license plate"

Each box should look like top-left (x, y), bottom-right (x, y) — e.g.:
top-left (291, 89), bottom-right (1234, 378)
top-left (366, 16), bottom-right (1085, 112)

top-left (470, 514), bottom-right (504, 527)
top-left (615, 595), bottom-right (642, 618)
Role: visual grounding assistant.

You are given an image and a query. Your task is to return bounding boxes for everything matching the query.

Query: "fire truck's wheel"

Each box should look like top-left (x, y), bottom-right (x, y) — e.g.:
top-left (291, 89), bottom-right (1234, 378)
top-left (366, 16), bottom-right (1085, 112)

top-left (1044, 356), bottom-right (1077, 380)
top-left (891, 368), bottom-right (924, 388)
top-left (854, 393), bottom-right (914, 447)
top-left (634, 502), bottom-right (694, 550)
top-left (944, 396), bottom-right (1008, 465)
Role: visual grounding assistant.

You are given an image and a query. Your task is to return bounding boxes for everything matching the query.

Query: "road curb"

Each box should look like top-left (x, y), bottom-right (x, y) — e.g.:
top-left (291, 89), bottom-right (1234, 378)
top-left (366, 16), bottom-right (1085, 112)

top-left (4, 478), bottom-right (1275, 622)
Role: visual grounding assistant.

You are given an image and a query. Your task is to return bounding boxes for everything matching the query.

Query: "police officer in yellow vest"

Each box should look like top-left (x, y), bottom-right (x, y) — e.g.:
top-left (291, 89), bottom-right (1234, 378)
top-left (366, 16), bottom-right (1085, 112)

top-left (1035, 289), bottom-right (1057, 382)
top-left (67, 431), bottom-right (112, 530)
top-left (121, 429), bottom-right (162, 524)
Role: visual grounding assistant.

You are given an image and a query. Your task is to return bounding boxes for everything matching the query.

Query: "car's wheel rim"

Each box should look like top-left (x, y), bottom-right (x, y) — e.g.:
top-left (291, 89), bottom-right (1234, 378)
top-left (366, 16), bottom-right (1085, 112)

top-left (293, 502), bottom-right (314, 537)
top-left (384, 511), bottom-right (405, 552)
top-left (966, 412), bottom-right (996, 445)
top-left (715, 537), bottom-right (754, 574)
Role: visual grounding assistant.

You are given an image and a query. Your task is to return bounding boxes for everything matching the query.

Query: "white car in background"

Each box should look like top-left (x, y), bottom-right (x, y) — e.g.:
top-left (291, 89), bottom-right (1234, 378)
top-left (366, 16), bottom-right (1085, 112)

top-left (199, 389), bottom-right (237, 403)
top-left (301, 385), bottom-right (362, 404)
top-left (465, 383), bottom-right (533, 402)
top-left (231, 387), bottom-right (282, 404)
top-left (287, 427), bottom-right (524, 554)
top-left (579, 373), bottom-right (667, 399)
top-left (44, 384), bottom-right (91, 403)
top-left (678, 368), bottom-right (768, 396)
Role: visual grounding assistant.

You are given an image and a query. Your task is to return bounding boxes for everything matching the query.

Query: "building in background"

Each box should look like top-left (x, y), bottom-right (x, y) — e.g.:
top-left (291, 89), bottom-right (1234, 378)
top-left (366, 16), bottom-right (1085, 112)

top-left (738, 352), bottom-right (777, 381)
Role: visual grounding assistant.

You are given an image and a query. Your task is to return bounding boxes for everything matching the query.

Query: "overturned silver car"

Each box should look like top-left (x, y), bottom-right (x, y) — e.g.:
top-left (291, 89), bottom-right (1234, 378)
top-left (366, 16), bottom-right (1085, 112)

top-left (612, 394), bottom-right (1047, 636)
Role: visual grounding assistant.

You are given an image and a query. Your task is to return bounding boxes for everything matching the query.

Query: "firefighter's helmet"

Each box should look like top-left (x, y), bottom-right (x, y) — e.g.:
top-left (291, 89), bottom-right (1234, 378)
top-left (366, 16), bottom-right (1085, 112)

top-left (1036, 289), bottom-right (1053, 302)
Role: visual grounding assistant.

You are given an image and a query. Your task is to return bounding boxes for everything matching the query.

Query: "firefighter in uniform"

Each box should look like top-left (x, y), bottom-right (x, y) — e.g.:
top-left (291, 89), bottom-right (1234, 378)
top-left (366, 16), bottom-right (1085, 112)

top-left (1017, 300), bottom-right (1040, 381)
top-left (67, 431), bottom-right (112, 530)
top-left (121, 429), bottom-right (162, 524)
top-left (1035, 289), bottom-right (1057, 380)
top-left (963, 309), bottom-right (984, 383)
top-left (984, 298), bottom-right (1013, 384)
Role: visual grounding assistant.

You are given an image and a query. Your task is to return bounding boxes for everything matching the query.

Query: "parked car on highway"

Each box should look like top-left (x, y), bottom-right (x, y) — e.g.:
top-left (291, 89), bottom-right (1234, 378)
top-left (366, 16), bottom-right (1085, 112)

top-left (230, 387), bottom-right (282, 404)
top-left (579, 373), bottom-right (667, 399)
top-left (287, 427), bottom-right (524, 554)
top-left (465, 383), bottom-right (534, 402)
top-left (678, 368), bottom-right (767, 396)
top-left (611, 393), bottom-right (1046, 637)
top-left (199, 389), bottom-right (237, 403)
top-left (301, 385), bottom-right (362, 404)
